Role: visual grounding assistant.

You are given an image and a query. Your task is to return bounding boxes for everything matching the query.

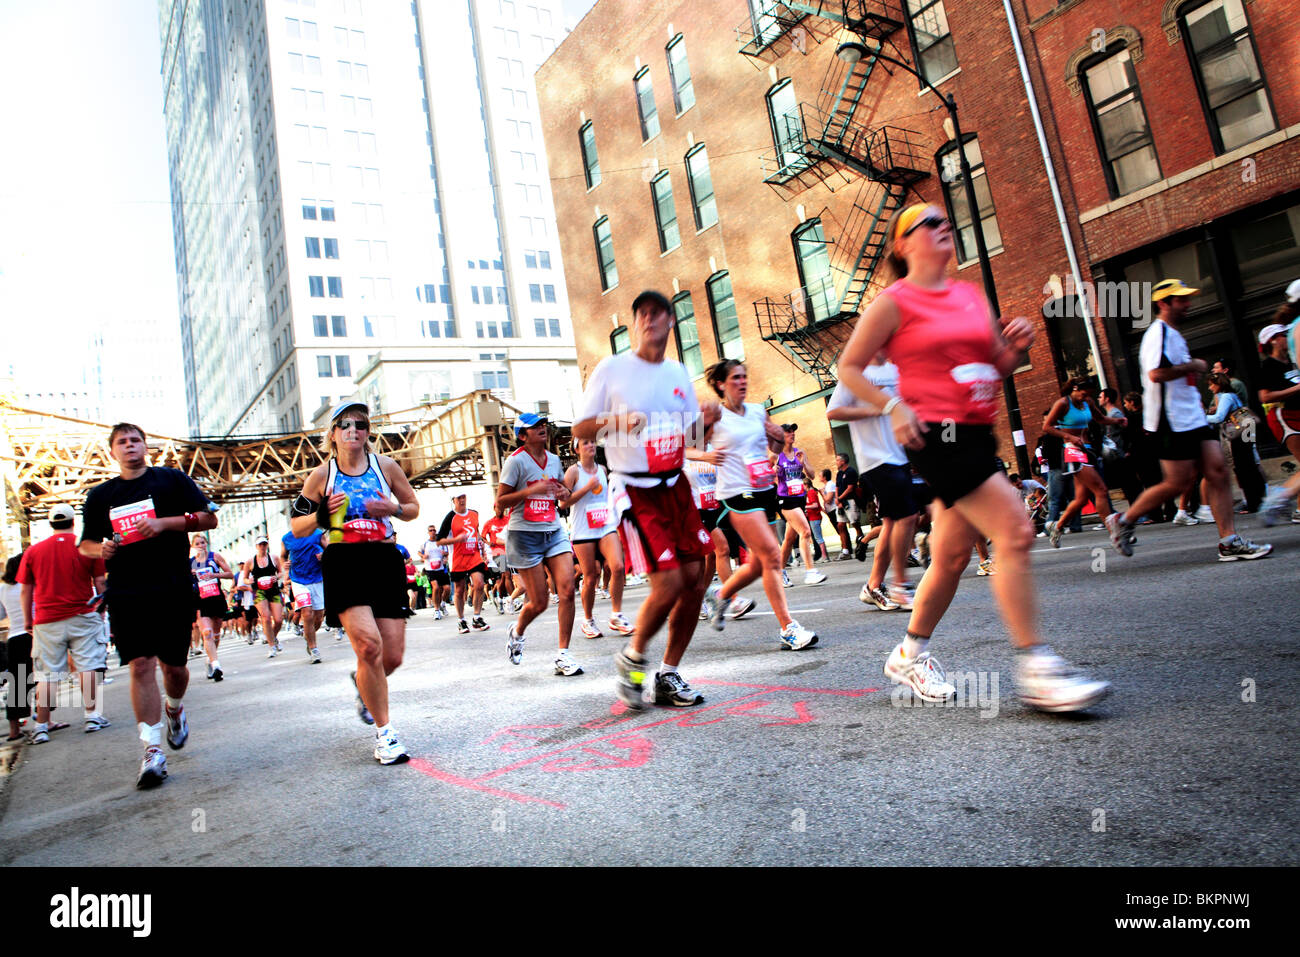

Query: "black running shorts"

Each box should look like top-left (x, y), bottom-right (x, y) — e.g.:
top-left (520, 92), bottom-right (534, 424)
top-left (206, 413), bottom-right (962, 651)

top-left (906, 424), bottom-right (1001, 509)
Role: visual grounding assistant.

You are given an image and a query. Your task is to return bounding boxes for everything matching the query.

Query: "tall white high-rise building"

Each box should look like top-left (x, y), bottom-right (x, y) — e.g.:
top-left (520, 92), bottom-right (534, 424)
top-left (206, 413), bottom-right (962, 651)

top-left (158, 0), bottom-right (580, 446)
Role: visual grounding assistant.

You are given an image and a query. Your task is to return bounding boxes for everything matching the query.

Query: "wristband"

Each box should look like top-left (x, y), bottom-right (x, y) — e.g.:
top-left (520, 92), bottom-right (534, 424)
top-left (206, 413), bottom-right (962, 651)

top-left (395, 502), bottom-right (404, 519)
top-left (882, 397), bottom-right (902, 416)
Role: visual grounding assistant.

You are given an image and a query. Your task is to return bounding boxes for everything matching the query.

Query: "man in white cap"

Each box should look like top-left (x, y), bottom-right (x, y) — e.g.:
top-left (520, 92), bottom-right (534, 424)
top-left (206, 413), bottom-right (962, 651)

top-left (17, 504), bottom-right (109, 742)
top-left (1107, 280), bottom-right (1272, 561)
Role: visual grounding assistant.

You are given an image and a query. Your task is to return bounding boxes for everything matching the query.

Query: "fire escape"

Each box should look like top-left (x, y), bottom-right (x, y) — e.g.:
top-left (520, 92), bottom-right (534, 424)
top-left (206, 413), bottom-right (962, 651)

top-left (743, 2), bottom-right (931, 387)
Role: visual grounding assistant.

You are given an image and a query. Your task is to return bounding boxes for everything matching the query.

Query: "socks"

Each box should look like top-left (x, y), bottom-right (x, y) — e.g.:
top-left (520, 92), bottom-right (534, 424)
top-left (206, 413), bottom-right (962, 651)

top-left (375, 723), bottom-right (393, 737)
top-left (659, 663), bottom-right (678, 676)
top-left (901, 632), bottom-right (929, 658)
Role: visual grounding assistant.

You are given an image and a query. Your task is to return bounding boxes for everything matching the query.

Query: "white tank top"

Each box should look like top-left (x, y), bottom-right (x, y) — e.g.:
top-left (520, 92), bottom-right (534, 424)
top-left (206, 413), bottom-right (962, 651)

top-left (568, 462), bottom-right (615, 540)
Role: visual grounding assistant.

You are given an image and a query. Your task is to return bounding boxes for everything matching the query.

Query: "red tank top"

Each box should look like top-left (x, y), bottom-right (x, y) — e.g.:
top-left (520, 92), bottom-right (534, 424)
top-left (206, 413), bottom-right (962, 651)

top-left (883, 279), bottom-right (1001, 425)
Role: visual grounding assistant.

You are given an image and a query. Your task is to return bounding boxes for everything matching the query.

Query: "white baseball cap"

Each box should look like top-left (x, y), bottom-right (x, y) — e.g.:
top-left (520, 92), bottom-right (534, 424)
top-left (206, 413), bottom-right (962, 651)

top-left (1258, 323), bottom-right (1288, 346)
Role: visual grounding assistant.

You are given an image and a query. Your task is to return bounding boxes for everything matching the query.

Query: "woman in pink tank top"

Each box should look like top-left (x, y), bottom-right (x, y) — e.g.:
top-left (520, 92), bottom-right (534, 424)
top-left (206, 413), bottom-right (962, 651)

top-left (837, 202), bottom-right (1110, 714)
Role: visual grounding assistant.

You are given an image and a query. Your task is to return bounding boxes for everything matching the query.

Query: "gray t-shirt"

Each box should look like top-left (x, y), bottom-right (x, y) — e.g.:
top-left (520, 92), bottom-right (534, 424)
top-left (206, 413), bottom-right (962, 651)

top-left (500, 447), bottom-right (564, 533)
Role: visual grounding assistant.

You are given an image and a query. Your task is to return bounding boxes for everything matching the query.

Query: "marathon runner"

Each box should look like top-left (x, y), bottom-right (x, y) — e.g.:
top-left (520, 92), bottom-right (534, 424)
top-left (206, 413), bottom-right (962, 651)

top-left (247, 536), bottom-right (285, 657)
top-left (280, 527), bottom-right (326, 663)
top-left (497, 412), bottom-right (578, 674)
top-left (419, 524), bottom-right (450, 619)
top-left (572, 289), bottom-right (720, 708)
top-left (290, 401), bottom-right (418, 765)
top-left (685, 447), bottom-right (754, 621)
top-left (436, 493), bottom-right (490, 635)
top-left (189, 534), bottom-right (233, 681)
top-left (563, 438), bottom-right (634, 641)
top-left (79, 422), bottom-right (218, 788)
top-left (1258, 288), bottom-right (1300, 524)
top-left (838, 202), bottom-right (1110, 712)
top-left (1042, 377), bottom-right (1129, 551)
top-left (480, 506), bottom-right (511, 614)
top-left (701, 360), bottom-right (818, 650)
top-left (773, 425), bottom-right (826, 587)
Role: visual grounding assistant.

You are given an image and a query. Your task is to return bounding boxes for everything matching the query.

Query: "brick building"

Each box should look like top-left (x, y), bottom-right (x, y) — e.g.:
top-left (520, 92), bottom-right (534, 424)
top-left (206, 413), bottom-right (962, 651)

top-left (536, 0), bottom-right (1300, 474)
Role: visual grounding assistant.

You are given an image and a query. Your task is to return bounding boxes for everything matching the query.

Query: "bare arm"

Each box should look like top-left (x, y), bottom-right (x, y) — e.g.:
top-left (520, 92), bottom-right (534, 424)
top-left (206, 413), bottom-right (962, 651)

top-left (21, 583), bottom-right (33, 631)
top-left (1148, 358), bottom-right (1206, 383)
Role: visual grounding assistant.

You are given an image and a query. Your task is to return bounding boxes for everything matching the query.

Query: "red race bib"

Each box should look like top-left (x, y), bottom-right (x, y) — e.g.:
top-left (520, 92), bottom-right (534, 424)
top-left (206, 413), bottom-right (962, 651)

top-left (746, 458), bottom-right (775, 488)
top-left (340, 518), bottom-right (388, 542)
top-left (524, 497), bottom-right (556, 523)
top-left (293, 587), bottom-right (312, 609)
top-left (700, 490), bottom-right (718, 510)
top-left (586, 507), bottom-right (609, 529)
top-left (198, 580), bottom-right (220, 599)
top-left (109, 498), bottom-right (156, 545)
top-left (256, 576), bottom-right (277, 590)
top-left (1063, 445), bottom-right (1088, 465)
top-left (786, 477), bottom-right (805, 496)
top-left (644, 427), bottom-right (684, 472)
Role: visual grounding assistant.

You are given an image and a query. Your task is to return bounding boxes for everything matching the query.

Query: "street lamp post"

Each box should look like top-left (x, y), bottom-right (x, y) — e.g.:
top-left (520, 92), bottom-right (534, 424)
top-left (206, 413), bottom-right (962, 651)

top-left (836, 41), bottom-right (1031, 476)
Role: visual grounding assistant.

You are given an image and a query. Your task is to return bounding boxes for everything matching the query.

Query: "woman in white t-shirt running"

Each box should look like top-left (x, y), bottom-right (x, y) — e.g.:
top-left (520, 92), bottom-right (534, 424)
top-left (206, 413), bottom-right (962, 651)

top-left (563, 439), bottom-right (633, 640)
top-left (701, 360), bottom-right (817, 651)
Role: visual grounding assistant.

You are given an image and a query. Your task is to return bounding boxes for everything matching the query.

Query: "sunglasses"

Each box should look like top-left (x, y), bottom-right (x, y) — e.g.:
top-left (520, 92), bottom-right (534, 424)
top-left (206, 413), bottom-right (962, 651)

top-left (336, 419), bottom-right (370, 432)
top-left (903, 214), bottom-right (949, 237)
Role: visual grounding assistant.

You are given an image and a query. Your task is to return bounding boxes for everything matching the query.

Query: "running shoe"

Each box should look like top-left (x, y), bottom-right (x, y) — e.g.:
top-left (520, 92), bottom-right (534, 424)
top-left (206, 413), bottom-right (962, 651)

top-left (596, 587), bottom-right (610, 601)
top-left (1105, 513), bottom-right (1134, 557)
top-left (803, 569), bottom-right (827, 586)
top-left (976, 558), bottom-right (995, 576)
top-left (472, 616), bottom-right (489, 632)
top-left (653, 671), bottom-right (704, 707)
top-left (550, 593), bottom-right (559, 605)
top-left (704, 583), bottom-right (726, 632)
top-left (837, 550), bottom-right (853, 561)
top-left (433, 607), bottom-right (444, 620)
top-left (164, 704), bottom-right (188, 750)
top-left (492, 594), bottom-right (505, 614)
top-left (1258, 487), bottom-right (1295, 527)
top-left (1217, 536), bottom-right (1272, 561)
top-left (554, 649), bottom-right (584, 676)
top-left (1172, 510), bottom-right (1199, 526)
top-left (1194, 505), bottom-right (1214, 522)
top-left (136, 747), bottom-right (167, 789)
top-left (614, 646), bottom-right (649, 710)
top-left (511, 597), bottom-right (525, 612)
top-left (855, 541), bottom-right (869, 562)
top-left (887, 583), bottom-right (914, 611)
top-left (781, 570), bottom-right (791, 588)
top-left (29, 726), bottom-right (49, 745)
top-left (211, 664), bottom-right (223, 682)
top-left (1047, 521), bottom-right (1063, 548)
top-left (309, 647), bottom-right (322, 664)
top-left (608, 612), bottom-right (634, 635)
top-left (83, 713), bottom-right (111, 733)
top-left (861, 584), bottom-right (898, 611)
top-left (728, 596), bottom-right (756, 619)
top-left (883, 644), bottom-right (956, 703)
top-left (206, 663), bottom-right (215, 679)
top-left (267, 646), bottom-right (279, 659)
top-left (457, 618), bottom-right (470, 635)
top-left (698, 603), bottom-right (709, 621)
top-left (246, 634), bottom-right (256, 645)
top-left (779, 620), bottom-right (818, 650)
top-left (350, 671), bottom-right (374, 725)
top-left (908, 547), bottom-right (924, 567)
top-left (374, 727), bottom-right (410, 765)
top-left (581, 618), bottom-right (603, 639)
top-left (1015, 649), bottom-right (1110, 713)
top-left (507, 624), bottom-right (525, 665)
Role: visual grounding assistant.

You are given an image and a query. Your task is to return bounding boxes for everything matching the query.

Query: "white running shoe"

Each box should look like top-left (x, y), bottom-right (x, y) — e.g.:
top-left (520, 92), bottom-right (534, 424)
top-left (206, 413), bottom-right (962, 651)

top-left (861, 584), bottom-right (898, 611)
top-left (596, 587), bottom-right (610, 601)
top-left (1194, 505), bottom-right (1214, 522)
top-left (1172, 510), bottom-right (1199, 526)
top-left (976, 558), bottom-right (995, 576)
top-left (1047, 521), bottom-right (1063, 548)
top-left (507, 625), bottom-right (525, 665)
top-left (1217, 536), bottom-right (1272, 561)
top-left (1016, 649), bottom-right (1110, 713)
top-left (84, 713), bottom-right (111, 733)
top-left (803, 569), bottom-right (827, 586)
top-left (614, 646), bottom-right (649, 710)
top-left (728, 596), bottom-right (756, 619)
top-left (781, 570), bottom-right (792, 588)
top-left (608, 612), bottom-right (634, 636)
top-left (1105, 513), bottom-right (1135, 557)
top-left (267, 646), bottom-right (279, 658)
top-left (1258, 487), bottom-right (1295, 527)
top-left (136, 747), bottom-right (167, 789)
top-left (374, 727), bottom-right (410, 765)
top-left (886, 582), bottom-right (915, 611)
top-left (165, 704), bottom-right (188, 750)
top-left (779, 620), bottom-right (818, 650)
top-left (581, 618), bottom-right (603, 639)
top-left (704, 584), bottom-right (726, 631)
top-left (511, 597), bottom-right (525, 612)
top-left (433, 607), bottom-right (444, 620)
top-left (554, 649), bottom-right (584, 676)
top-left (883, 644), bottom-right (956, 702)
top-left (309, 647), bottom-right (322, 664)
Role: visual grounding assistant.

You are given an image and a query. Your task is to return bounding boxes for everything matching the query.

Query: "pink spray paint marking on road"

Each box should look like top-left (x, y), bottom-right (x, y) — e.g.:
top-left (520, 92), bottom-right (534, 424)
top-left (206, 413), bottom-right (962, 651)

top-left (415, 679), bottom-right (882, 808)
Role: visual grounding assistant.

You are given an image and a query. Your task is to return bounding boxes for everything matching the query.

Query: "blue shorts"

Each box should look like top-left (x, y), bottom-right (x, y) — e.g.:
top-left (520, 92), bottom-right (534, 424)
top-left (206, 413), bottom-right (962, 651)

top-left (506, 527), bottom-right (573, 570)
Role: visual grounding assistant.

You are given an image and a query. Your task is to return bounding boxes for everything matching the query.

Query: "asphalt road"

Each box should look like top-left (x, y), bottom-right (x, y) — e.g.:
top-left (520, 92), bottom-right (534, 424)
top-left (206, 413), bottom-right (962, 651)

top-left (2, 518), bottom-right (1297, 866)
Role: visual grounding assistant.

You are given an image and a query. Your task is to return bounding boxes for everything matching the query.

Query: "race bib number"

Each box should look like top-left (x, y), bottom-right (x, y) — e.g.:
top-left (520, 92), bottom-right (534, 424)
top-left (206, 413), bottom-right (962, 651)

top-left (524, 497), bottom-right (556, 523)
top-left (426, 555), bottom-right (442, 570)
top-left (109, 498), bottom-right (156, 545)
top-left (786, 477), bottom-right (805, 496)
top-left (457, 534), bottom-right (478, 557)
top-left (644, 426), bottom-right (684, 472)
top-left (340, 518), bottom-right (388, 543)
top-left (256, 576), bottom-right (277, 590)
top-left (746, 458), bottom-right (776, 488)
top-left (293, 586), bottom-right (312, 609)
top-left (1063, 445), bottom-right (1088, 465)
top-left (198, 580), bottom-right (220, 599)
top-left (951, 363), bottom-right (1001, 412)
top-left (586, 507), bottom-right (609, 529)
top-left (700, 490), bottom-right (718, 510)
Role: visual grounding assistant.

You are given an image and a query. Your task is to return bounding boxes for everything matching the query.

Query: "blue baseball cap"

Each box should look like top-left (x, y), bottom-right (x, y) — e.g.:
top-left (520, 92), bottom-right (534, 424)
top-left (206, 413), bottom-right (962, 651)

top-left (514, 412), bottom-right (548, 436)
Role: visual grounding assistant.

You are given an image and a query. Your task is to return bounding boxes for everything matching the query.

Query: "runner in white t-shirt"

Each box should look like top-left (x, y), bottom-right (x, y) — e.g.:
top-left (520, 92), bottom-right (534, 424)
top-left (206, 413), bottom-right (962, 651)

top-left (419, 528), bottom-right (449, 619)
top-left (572, 290), bottom-right (720, 709)
top-left (827, 352), bottom-right (922, 611)
top-left (701, 360), bottom-right (817, 650)
top-left (564, 438), bottom-right (633, 641)
top-left (1112, 279), bottom-right (1271, 561)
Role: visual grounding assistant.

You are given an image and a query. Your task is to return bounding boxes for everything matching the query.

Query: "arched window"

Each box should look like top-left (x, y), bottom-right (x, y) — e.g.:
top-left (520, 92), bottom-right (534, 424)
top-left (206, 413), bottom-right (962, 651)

top-left (706, 271), bottom-right (744, 361)
top-left (592, 216), bottom-right (618, 291)
top-left (666, 34), bottom-right (694, 114)
top-left (610, 325), bottom-right (630, 355)
top-left (765, 78), bottom-right (804, 174)
top-left (672, 292), bottom-right (703, 377)
top-left (792, 219), bottom-right (835, 322)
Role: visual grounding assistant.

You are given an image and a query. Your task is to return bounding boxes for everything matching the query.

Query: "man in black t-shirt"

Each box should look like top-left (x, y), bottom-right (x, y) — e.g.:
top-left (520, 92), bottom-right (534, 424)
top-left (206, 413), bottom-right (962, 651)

top-left (79, 423), bottom-right (216, 790)
top-left (832, 454), bottom-right (862, 559)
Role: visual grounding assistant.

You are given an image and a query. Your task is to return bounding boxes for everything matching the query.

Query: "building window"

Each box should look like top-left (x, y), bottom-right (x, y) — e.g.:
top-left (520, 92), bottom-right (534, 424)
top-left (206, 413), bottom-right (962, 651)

top-left (793, 219), bottom-right (836, 322)
top-left (323, 237), bottom-right (339, 258)
top-left (666, 34), bottom-right (694, 114)
top-left (634, 67), bottom-right (659, 141)
top-left (672, 292), bottom-right (703, 377)
top-left (534, 318), bottom-right (547, 336)
top-left (331, 315), bottom-right (347, 336)
top-left (937, 136), bottom-right (1002, 265)
top-left (1178, 0), bottom-right (1276, 154)
top-left (313, 314), bottom-right (328, 336)
top-left (593, 216), bottom-right (618, 291)
top-left (317, 355), bottom-right (333, 377)
top-left (336, 356), bottom-right (351, 377)
top-left (648, 171), bottom-right (681, 254)
top-left (538, 250), bottom-right (551, 268)
top-left (610, 325), bottom-right (630, 354)
top-left (320, 204), bottom-right (335, 221)
top-left (302, 203), bottom-right (317, 219)
top-left (309, 275), bottom-right (325, 297)
top-left (305, 237), bottom-right (321, 258)
top-left (579, 120), bottom-right (601, 189)
top-left (1081, 47), bottom-right (1161, 198)
top-left (328, 276), bottom-right (343, 297)
top-left (706, 271), bottom-right (744, 361)
top-left (765, 78), bottom-right (804, 174)
top-left (684, 144), bottom-right (717, 231)
top-left (904, 0), bottom-right (959, 85)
